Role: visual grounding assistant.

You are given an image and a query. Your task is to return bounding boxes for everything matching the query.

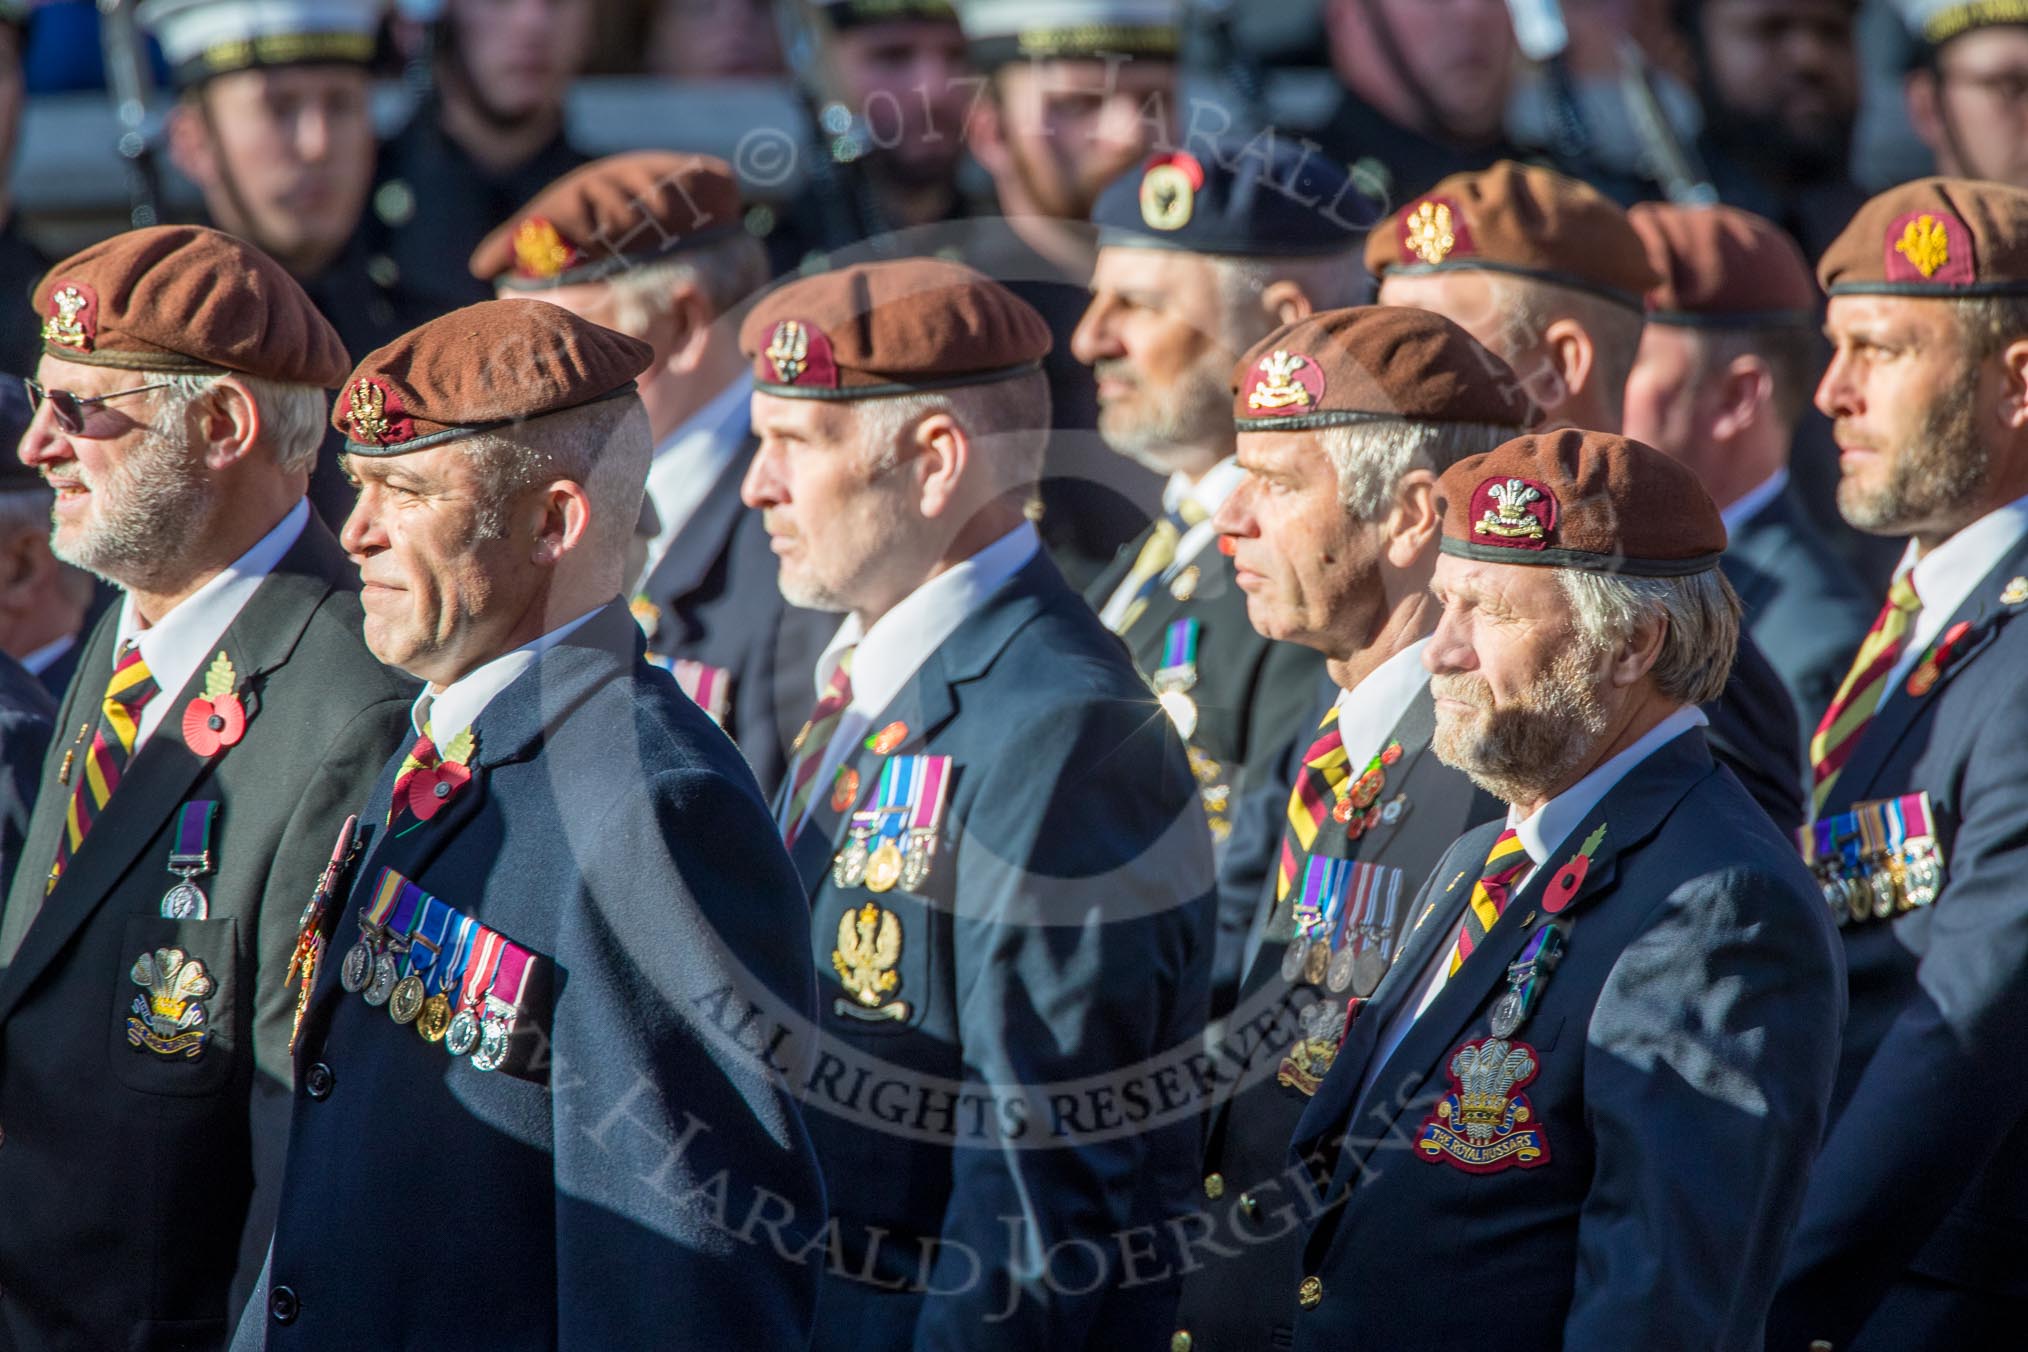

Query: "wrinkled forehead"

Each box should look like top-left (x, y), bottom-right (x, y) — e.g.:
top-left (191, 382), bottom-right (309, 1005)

top-left (1431, 550), bottom-right (1565, 608)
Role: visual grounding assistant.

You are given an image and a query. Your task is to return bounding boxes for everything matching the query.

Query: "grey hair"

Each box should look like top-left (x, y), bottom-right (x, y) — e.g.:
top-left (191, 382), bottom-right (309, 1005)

top-left (151, 372), bottom-right (330, 474)
top-left (1555, 566), bottom-right (1741, 706)
top-left (1316, 420), bottom-right (1517, 519)
top-left (851, 372), bottom-right (1052, 497)
top-left (603, 236), bottom-right (772, 334)
top-left (1208, 250), bottom-right (1371, 349)
top-left (452, 396), bottom-right (652, 557)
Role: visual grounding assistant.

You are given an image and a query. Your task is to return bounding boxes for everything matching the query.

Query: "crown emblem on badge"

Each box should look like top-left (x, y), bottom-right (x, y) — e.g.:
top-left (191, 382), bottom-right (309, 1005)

top-left (767, 320), bottom-right (811, 384)
top-left (1405, 200), bottom-right (1457, 265)
top-left (1248, 350), bottom-right (1315, 412)
top-left (348, 378), bottom-right (393, 443)
top-left (1476, 478), bottom-right (1547, 541)
top-left (1895, 213), bottom-right (1952, 279)
top-left (512, 217), bottom-right (576, 279)
top-left (42, 285), bottom-right (92, 351)
top-left (126, 947), bottom-right (215, 1059)
top-left (1451, 1038), bottom-right (1536, 1143)
top-left (832, 901), bottom-right (904, 1014)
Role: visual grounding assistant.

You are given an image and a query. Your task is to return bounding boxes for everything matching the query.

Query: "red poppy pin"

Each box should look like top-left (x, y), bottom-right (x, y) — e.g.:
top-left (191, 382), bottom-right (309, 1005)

top-left (868, 722), bottom-right (909, 755)
top-left (405, 727), bottom-right (476, 821)
top-left (1542, 823), bottom-right (1607, 915)
top-left (1907, 620), bottom-right (1974, 698)
top-left (181, 651), bottom-right (247, 756)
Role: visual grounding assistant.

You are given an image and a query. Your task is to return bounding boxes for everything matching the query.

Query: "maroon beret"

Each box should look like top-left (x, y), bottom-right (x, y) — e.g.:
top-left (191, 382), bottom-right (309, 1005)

top-left (1439, 427), bottom-right (1726, 577)
top-left (334, 299), bottom-right (652, 455)
top-left (34, 224), bottom-right (349, 386)
top-left (1232, 305), bottom-right (1536, 431)
top-left (739, 258), bottom-right (1051, 400)
top-left (1628, 202), bottom-right (1817, 328)
top-left (469, 151), bottom-right (746, 289)
top-left (1364, 161), bottom-right (1659, 311)
top-left (1818, 176), bottom-right (2028, 297)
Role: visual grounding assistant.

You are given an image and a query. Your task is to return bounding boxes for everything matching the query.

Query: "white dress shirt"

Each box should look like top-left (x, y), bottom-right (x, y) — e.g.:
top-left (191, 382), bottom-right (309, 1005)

top-left (1096, 457), bottom-right (1245, 630)
top-left (1719, 467), bottom-right (1788, 537)
top-left (114, 499), bottom-right (308, 752)
top-left (409, 606), bottom-right (605, 744)
top-left (1334, 638), bottom-right (1432, 774)
top-left (1362, 702), bottom-right (1710, 1098)
top-left (637, 373), bottom-right (754, 590)
top-left (1876, 491), bottom-right (2028, 703)
top-left (783, 522), bottom-right (1040, 838)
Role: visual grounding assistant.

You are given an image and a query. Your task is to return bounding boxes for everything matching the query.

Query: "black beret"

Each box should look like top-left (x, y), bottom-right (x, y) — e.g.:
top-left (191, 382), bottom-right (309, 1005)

top-left (1092, 141), bottom-right (1381, 257)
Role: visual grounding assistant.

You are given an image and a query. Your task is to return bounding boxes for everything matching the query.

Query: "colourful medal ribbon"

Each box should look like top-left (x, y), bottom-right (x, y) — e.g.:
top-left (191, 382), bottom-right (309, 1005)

top-left (875, 757), bottom-right (911, 843)
top-left (1296, 854), bottom-right (1330, 928)
top-left (1506, 925), bottom-right (1560, 1018)
top-left (1156, 619), bottom-right (1200, 689)
top-left (1376, 868), bottom-right (1403, 958)
top-left (1346, 864), bottom-right (1381, 951)
top-left (909, 756), bottom-right (950, 835)
top-left (459, 928), bottom-right (506, 1014)
top-left (405, 896), bottom-right (453, 983)
top-left (363, 867), bottom-right (406, 932)
top-left (1329, 861), bottom-right (1363, 951)
top-left (1314, 857), bottom-right (1353, 948)
top-left (1900, 792), bottom-right (1932, 840)
top-left (436, 912), bottom-right (479, 1000)
top-left (387, 880), bottom-right (426, 950)
top-left (168, 800), bottom-right (218, 875)
top-left (488, 943), bottom-right (533, 1020)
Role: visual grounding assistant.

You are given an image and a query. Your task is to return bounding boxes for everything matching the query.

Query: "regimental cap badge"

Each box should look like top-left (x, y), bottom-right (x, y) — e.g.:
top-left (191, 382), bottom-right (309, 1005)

top-left (1401, 196), bottom-right (1472, 266)
top-left (1469, 475), bottom-right (1557, 550)
top-left (1886, 209), bottom-right (1974, 285)
top-left (1415, 1036), bottom-right (1550, 1173)
top-left (763, 318), bottom-right (839, 389)
top-left (512, 216), bottom-right (579, 280)
top-left (1243, 349), bottom-right (1326, 415)
top-left (832, 900), bottom-right (908, 1019)
top-left (1139, 152), bottom-right (1206, 232)
top-left (41, 280), bottom-right (97, 352)
top-left (126, 947), bottom-right (216, 1059)
top-left (345, 376), bottom-right (411, 446)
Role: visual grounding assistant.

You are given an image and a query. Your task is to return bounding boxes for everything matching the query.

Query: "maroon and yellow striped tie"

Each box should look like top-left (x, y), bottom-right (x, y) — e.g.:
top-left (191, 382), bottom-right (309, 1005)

top-left (1445, 827), bottom-right (1528, 976)
top-left (1274, 706), bottom-right (1351, 902)
top-left (1810, 574), bottom-right (1921, 816)
top-left (48, 641), bottom-right (159, 892)
top-left (781, 654), bottom-right (855, 846)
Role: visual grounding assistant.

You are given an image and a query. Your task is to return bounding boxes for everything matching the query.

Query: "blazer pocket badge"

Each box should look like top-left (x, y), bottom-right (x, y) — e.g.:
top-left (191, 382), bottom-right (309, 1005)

top-left (126, 947), bottom-right (215, 1059)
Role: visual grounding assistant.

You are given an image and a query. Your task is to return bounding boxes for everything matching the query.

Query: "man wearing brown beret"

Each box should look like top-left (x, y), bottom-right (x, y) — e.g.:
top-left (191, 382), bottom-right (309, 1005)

top-left (1167, 305), bottom-right (1518, 1352)
top-left (1624, 201), bottom-right (1874, 747)
top-left (471, 149), bottom-right (835, 799)
top-left (741, 257), bottom-right (1214, 1348)
top-left (237, 299), bottom-right (824, 1349)
top-left (1769, 177), bottom-right (2028, 1350)
top-left (1288, 427), bottom-right (1843, 1350)
top-left (0, 224), bottom-right (416, 1350)
top-left (1368, 160), bottom-right (1809, 836)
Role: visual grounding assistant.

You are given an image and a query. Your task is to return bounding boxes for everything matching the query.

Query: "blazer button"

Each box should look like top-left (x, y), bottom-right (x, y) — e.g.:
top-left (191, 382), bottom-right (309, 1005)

top-left (269, 1285), bottom-right (299, 1324)
top-left (1170, 1331), bottom-right (1193, 1352)
top-left (1202, 1172), bottom-right (1225, 1200)
top-left (1297, 1275), bottom-right (1323, 1310)
top-left (305, 1063), bottom-right (336, 1100)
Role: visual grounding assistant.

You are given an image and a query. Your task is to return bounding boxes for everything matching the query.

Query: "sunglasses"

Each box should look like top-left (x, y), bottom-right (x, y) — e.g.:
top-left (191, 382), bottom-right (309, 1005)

top-left (23, 377), bottom-right (174, 436)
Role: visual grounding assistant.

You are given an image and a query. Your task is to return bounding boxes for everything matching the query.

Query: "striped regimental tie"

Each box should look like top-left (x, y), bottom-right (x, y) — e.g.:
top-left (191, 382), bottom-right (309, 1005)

top-left (1274, 705), bottom-right (1352, 903)
top-left (781, 652), bottom-right (855, 847)
top-left (1443, 827), bottom-right (1529, 977)
top-left (1108, 499), bottom-right (1209, 635)
top-left (48, 640), bottom-right (159, 892)
top-left (1809, 573), bottom-right (1921, 817)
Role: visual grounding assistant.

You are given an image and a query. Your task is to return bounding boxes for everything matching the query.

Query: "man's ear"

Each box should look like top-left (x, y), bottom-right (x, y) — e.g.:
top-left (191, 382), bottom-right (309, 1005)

top-left (1997, 336), bottom-right (2028, 433)
top-left (1382, 468), bottom-right (1439, 569)
top-left (966, 82), bottom-right (1012, 179)
top-left (1542, 317), bottom-right (1597, 406)
top-left (196, 378), bottom-right (263, 471)
top-left (1260, 279), bottom-right (1317, 329)
top-left (1709, 354), bottom-right (1775, 443)
top-left (912, 412), bottom-right (971, 520)
top-left (529, 479), bottom-right (594, 566)
top-left (1905, 70), bottom-right (1949, 163)
top-left (1607, 607), bottom-right (1668, 689)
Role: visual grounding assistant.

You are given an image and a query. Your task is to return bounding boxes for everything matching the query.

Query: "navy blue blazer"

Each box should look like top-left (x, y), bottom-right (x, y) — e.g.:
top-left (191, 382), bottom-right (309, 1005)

top-left (249, 601), bottom-right (825, 1350)
top-left (1771, 533), bottom-right (2028, 1350)
top-left (0, 650), bottom-right (53, 899)
top-left (787, 552), bottom-right (1216, 1351)
top-left (1288, 727), bottom-right (1843, 1351)
top-left (1722, 483), bottom-right (1875, 746)
top-left (637, 435), bottom-right (840, 801)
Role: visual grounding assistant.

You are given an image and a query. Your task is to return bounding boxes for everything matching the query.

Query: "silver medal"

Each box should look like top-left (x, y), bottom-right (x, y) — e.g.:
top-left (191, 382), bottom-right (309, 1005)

top-left (471, 1018), bottom-right (511, 1072)
top-left (1351, 948), bottom-right (1388, 998)
top-left (363, 951), bottom-right (398, 1006)
top-left (445, 1007), bottom-right (481, 1056)
top-left (1489, 988), bottom-right (1525, 1039)
top-left (1280, 939), bottom-right (1308, 984)
top-left (159, 879), bottom-right (209, 921)
top-left (1325, 945), bottom-right (1356, 994)
top-left (900, 839), bottom-right (932, 892)
top-left (339, 942), bottom-right (373, 992)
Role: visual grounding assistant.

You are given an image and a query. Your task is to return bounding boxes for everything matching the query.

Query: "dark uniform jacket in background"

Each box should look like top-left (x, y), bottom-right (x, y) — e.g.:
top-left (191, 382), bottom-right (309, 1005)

top-left (1289, 727), bottom-right (1844, 1351)
top-left (1705, 629), bottom-right (1806, 838)
top-left (0, 653), bottom-right (53, 899)
top-left (790, 554), bottom-right (1216, 1350)
top-left (0, 219), bottom-right (48, 379)
top-left (248, 601), bottom-right (825, 1350)
top-left (0, 517), bottom-right (414, 1352)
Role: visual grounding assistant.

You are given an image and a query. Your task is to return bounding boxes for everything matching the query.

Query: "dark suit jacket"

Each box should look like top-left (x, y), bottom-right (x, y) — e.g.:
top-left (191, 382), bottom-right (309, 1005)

top-left (1288, 728), bottom-right (1843, 1351)
top-left (1770, 534), bottom-right (2028, 1351)
top-left (1084, 527), bottom-right (1324, 809)
top-left (0, 653), bottom-right (53, 899)
top-left (1705, 628), bottom-right (1806, 839)
top-left (251, 601), bottom-right (824, 1350)
top-left (0, 517), bottom-right (415, 1352)
top-left (1723, 483), bottom-right (1875, 747)
top-left (790, 553), bottom-right (1216, 1351)
top-left (1173, 681), bottom-right (1501, 1352)
top-left (638, 435), bottom-right (839, 801)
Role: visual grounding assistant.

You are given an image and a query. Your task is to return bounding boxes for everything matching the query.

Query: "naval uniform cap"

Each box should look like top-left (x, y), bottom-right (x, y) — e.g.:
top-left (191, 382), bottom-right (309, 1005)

top-left (1091, 140), bottom-right (1382, 257)
top-left (813, 0), bottom-right (959, 29)
top-left (139, 0), bottom-right (385, 91)
top-left (1905, 0), bottom-right (2028, 59)
top-left (958, 0), bottom-right (1181, 69)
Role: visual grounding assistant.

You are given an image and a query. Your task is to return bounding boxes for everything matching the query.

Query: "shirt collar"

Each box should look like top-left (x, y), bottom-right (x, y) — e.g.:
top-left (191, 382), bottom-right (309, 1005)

top-left (1720, 467), bottom-right (1788, 537)
top-left (116, 497), bottom-right (309, 687)
top-left (411, 605), bottom-right (604, 742)
top-left (1509, 703), bottom-right (1709, 867)
top-left (814, 521), bottom-right (1041, 712)
top-left (1161, 457), bottom-right (1245, 520)
top-left (1333, 637), bottom-right (1431, 765)
top-left (1899, 490), bottom-right (2028, 617)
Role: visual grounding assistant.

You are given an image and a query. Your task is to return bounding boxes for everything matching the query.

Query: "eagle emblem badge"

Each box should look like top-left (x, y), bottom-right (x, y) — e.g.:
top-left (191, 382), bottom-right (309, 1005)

top-left (1404, 200), bottom-right (1456, 264)
top-left (832, 901), bottom-right (908, 1020)
top-left (512, 216), bottom-right (578, 279)
top-left (1885, 209), bottom-right (1974, 285)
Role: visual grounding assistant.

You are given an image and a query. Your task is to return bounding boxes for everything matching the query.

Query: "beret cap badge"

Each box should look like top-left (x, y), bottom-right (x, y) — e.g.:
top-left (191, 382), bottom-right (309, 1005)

top-left (1244, 349), bottom-right (1324, 414)
top-left (1139, 153), bottom-right (1205, 232)
top-left (42, 284), bottom-right (95, 352)
top-left (512, 217), bottom-right (578, 280)
top-left (1471, 477), bottom-right (1556, 549)
top-left (346, 378), bottom-right (408, 446)
top-left (767, 320), bottom-right (810, 384)
top-left (1886, 209), bottom-right (1974, 285)
top-left (1404, 199), bottom-right (1461, 265)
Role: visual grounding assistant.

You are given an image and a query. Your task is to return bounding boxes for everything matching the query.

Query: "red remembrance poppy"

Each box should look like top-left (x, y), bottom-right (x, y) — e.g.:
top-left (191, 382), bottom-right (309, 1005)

top-left (406, 761), bottom-right (472, 820)
top-left (1542, 856), bottom-right (1588, 913)
top-left (181, 693), bottom-right (247, 757)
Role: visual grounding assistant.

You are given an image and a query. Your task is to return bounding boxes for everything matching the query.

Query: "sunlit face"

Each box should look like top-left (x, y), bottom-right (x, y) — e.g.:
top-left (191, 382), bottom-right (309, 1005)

top-left (186, 66), bottom-right (376, 274)
top-left (1070, 247), bottom-right (1233, 472)
top-left (1424, 553), bottom-right (1611, 804)
top-left (989, 57), bottom-right (1178, 221)
top-left (1216, 429), bottom-right (1383, 651)
top-left (1815, 294), bottom-right (1991, 539)
top-left (448, 0), bottom-right (592, 121)
top-left (830, 21), bottom-right (971, 188)
top-left (1621, 323), bottom-right (1709, 467)
top-left (340, 443), bottom-right (540, 685)
top-left (742, 393), bottom-right (916, 613)
top-left (18, 355), bottom-right (212, 589)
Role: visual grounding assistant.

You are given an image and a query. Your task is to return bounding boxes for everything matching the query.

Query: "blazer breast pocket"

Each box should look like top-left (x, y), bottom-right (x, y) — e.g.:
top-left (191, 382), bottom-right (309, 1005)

top-left (822, 891), bottom-right (936, 1035)
top-left (110, 915), bottom-right (240, 1097)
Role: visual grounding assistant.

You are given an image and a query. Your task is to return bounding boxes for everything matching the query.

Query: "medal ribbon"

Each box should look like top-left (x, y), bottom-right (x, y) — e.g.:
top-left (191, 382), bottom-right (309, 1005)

top-left (436, 912), bottom-right (479, 999)
top-left (1376, 867), bottom-right (1404, 958)
top-left (909, 756), bottom-right (951, 835)
top-left (364, 867), bottom-right (406, 930)
top-left (489, 943), bottom-right (534, 1017)
top-left (874, 757), bottom-right (911, 845)
top-left (405, 896), bottom-right (453, 983)
top-left (168, 800), bottom-right (218, 875)
top-left (387, 881), bottom-right (425, 947)
top-left (1156, 619), bottom-right (1200, 688)
top-left (460, 928), bottom-right (507, 1013)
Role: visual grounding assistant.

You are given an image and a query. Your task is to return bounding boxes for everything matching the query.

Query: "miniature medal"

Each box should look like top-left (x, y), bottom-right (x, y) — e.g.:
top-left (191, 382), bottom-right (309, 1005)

top-left (1351, 948), bottom-right (1388, 998)
top-left (1303, 938), bottom-right (1331, 986)
top-left (388, 974), bottom-right (426, 1024)
top-left (364, 950), bottom-right (398, 1006)
top-left (1281, 938), bottom-right (1308, 984)
top-left (1325, 944), bottom-right (1356, 994)
top-left (340, 938), bottom-right (373, 992)
top-left (445, 1006), bottom-right (482, 1056)
top-left (160, 879), bottom-right (208, 921)
top-left (417, 992), bottom-right (452, 1042)
top-left (866, 839), bottom-right (904, 893)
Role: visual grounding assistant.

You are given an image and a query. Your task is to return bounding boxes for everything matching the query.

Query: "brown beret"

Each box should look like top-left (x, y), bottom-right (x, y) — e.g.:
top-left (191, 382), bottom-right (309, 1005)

top-left (1364, 161), bottom-right (1659, 311)
top-left (1232, 305), bottom-right (1537, 432)
top-left (33, 224), bottom-right (349, 386)
top-left (334, 299), bottom-right (653, 455)
top-left (1817, 177), bottom-right (2028, 297)
top-left (469, 151), bottom-right (746, 289)
top-left (1628, 203), bottom-right (1816, 328)
top-left (740, 258), bottom-right (1051, 400)
top-left (1438, 427), bottom-right (1726, 577)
